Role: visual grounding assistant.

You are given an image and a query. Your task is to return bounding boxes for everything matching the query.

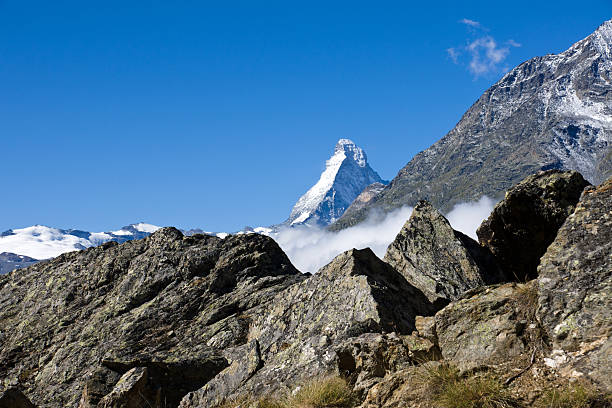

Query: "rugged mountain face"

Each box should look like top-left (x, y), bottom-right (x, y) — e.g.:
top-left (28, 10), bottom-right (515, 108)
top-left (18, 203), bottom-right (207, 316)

top-left (287, 139), bottom-right (386, 226)
top-left (332, 19), bottom-right (612, 230)
top-left (0, 252), bottom-right (38, 274)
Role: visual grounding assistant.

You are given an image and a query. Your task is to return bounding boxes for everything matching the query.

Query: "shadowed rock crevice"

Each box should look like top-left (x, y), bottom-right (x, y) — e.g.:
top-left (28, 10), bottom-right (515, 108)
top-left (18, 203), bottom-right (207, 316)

top-left (477, 170), bottom-right (590, 281)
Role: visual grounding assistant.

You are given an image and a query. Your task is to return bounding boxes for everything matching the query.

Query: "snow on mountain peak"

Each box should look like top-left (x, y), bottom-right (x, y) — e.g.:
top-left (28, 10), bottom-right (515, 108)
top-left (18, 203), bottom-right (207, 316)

top-left (334, 138), bottom-right (367, 167)
top-left (287, 139), bottom-right (385, 226)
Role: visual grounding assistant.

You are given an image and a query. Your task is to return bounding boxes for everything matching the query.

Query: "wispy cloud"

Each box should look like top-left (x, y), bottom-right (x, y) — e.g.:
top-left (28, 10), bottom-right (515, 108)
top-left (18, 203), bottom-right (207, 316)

top-left (460, 18), bottom-right (481, 28)
top-left (448, 20), bottom-right (522, 78)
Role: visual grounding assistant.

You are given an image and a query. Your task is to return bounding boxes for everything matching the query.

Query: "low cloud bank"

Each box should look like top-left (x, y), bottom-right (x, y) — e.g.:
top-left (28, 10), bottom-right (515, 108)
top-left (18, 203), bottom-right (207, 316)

top-left (445, 196), bottom-right (496, 240)
top-left (270, 197), bottom-right (497, 273)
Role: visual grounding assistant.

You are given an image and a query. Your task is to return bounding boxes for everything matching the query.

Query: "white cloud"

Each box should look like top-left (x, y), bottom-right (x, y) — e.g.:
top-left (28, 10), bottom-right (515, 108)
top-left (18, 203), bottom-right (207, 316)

top-left (270, 206), bottom-right (413, 273)
top-left (460, 18), bottom-right (481, 28)
top-left (445, 196), bottom-right (496, 239)
top-left (448, 21), bottom-right (521, 77)
top-left (269, 197), bottom-right (497, 274)
top-left (466, 36), bottom-right (510, 76)
top-left (447, 47), bottom-right (460, 64)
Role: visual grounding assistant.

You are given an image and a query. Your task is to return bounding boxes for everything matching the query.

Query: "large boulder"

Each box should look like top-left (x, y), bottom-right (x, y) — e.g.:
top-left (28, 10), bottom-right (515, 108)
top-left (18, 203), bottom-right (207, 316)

top-left (537, 177), bottom-right (612, 391)
top-left (0, 228), bottom-right (303, 407)
top-left (181, 248), bottom-right (436, 406)
top-left (384, 200), bottom-right (505, 305)
top-left (477, 170), bottom-right (590, 281)
top-left (434, 282), bottom-right (540, 371)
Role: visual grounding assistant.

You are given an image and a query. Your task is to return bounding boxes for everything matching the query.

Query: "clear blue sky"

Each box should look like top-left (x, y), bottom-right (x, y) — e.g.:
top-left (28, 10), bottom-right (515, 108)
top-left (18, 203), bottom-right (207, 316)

top-left (1, 1), bottom-right (610, 232)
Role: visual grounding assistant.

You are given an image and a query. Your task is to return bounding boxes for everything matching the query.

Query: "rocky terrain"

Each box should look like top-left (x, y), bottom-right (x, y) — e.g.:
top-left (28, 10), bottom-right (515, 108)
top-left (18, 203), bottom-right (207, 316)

top-left (332, 19), bottom-right (612, 230)
top-left (0, 169), bottom-right (610, 408)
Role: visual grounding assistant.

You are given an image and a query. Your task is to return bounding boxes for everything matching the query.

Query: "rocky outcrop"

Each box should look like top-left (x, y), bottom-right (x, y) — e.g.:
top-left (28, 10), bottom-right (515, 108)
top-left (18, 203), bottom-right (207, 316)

top-left (0, 228), bottom-right (303, 407)
top-left (181, 248), bottom-right (436, 406)
top-left (477, 170), bottom-right (590, 281)
top-left (384, 201), bottom-right (505, 305)
top-left (434, 282), bottom-right (541, 371)
top-left (537, 176), bottom-right (612, 391)
top-left (335, 332), bottom-right (439, 399)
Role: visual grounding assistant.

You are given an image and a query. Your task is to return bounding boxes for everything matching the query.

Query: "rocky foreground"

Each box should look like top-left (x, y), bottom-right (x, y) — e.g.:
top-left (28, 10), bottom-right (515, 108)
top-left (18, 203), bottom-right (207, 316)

top-left (0, 170), bottom-right (610, 407)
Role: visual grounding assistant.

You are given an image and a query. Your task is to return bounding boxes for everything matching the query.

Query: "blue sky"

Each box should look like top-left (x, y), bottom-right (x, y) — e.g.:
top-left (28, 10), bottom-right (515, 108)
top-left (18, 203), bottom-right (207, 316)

top-left (1, 1), bottom-right (610, 232)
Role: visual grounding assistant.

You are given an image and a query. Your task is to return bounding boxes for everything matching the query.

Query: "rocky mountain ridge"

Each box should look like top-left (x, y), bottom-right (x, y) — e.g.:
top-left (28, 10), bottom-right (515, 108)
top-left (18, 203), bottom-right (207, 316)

top-left (1, 170), bottom-right (609, 408)
top-left (332, 19), bottom-right (612, 230)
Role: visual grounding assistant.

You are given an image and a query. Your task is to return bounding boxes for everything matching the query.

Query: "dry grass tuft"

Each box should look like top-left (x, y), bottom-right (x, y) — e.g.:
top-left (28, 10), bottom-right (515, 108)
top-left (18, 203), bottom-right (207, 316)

top-left (413, 362), bottom-right (520, 408)
top-left (535, 382), bottom-right (611, 408)
top-left (214, 376), bottom-right (357, 408)
top-left (291, 376), bottom-right (356, 408)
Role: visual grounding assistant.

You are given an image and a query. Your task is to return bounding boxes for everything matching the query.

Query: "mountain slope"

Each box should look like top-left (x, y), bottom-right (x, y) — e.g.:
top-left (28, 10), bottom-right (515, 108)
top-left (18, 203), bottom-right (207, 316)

top-left (332, 19), bottom-right (612, 230)
top-left (287, 139), bottom-right (386, 226)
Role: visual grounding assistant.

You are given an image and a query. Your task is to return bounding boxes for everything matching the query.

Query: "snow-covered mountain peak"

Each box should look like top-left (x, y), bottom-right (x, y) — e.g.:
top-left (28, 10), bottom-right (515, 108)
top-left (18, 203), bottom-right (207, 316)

top-left (287, 139), bottom-right (386, 226)
top-left (334, 138), bottom-right (367, 167)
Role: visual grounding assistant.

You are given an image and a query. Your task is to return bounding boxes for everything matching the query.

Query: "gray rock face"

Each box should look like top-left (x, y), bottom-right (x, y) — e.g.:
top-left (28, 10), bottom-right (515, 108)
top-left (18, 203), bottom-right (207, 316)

top-left (537, 176), bottom-right (612, 391)
top-left (332, 20), bottom-right (612, 230)
top-left (477, 170), bottom-right (590, 281)
top-left (343, 182), bottom-right (387, 215)
top-left (181, 248), bottom-right (437, 406)
top-left (0, 228), bottom-right (302, 407)
top-left (384, 201), bottom-right (505, 305)
top-left (434, 282), bottom-right (540, 371)
top-left (335, 332), bottom-right (439, 399)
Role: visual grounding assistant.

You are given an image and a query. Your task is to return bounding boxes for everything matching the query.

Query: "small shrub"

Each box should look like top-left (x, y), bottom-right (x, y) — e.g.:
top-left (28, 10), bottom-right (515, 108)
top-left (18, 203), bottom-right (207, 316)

top-left (290, 376), bottom-right (357, 408)
top-left (535, 382), bottom-right (611, 408)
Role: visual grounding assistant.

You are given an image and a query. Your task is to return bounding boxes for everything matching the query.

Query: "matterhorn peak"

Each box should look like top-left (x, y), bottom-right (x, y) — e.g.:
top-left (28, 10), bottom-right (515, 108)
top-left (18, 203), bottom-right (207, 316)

top-left (334, 138), bottom-right (367, 167)
top-left (286, 139), bottom-right (386, 226)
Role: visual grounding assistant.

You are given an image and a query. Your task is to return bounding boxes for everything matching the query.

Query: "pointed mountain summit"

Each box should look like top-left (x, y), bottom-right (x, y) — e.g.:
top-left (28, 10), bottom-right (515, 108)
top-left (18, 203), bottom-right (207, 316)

top-left (332, 19), bottom-right (612, 230)
top-left (287, 139), bottom-right (386, 226)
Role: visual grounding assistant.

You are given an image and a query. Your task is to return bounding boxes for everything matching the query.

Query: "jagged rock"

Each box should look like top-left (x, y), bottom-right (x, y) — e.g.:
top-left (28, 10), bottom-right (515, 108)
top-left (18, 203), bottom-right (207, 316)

top-left (384, 200), bottom-right (505, 305)
top-left (477, 170), bottom-right (590, 281)
top-left (335, 332), bottom-right (439, 398)
top-left (96, 367), bottom-right (151, 408)
top-left (537, 177), bottom-right (612, 391)
top-left (0, 388), bottom-right (35, 408)
top-left (181, 248), bottom-right (436, 406)
top-left (434, 282), bottom-right (540, 371)
top-left (78, 368), bottom-right (122, 408)
top-left (0, 228), bottom-right (303, 407)
top-left (179, 340), bottom-right (262, 407)
top-left (415, 316), bottom-right (436, 342)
